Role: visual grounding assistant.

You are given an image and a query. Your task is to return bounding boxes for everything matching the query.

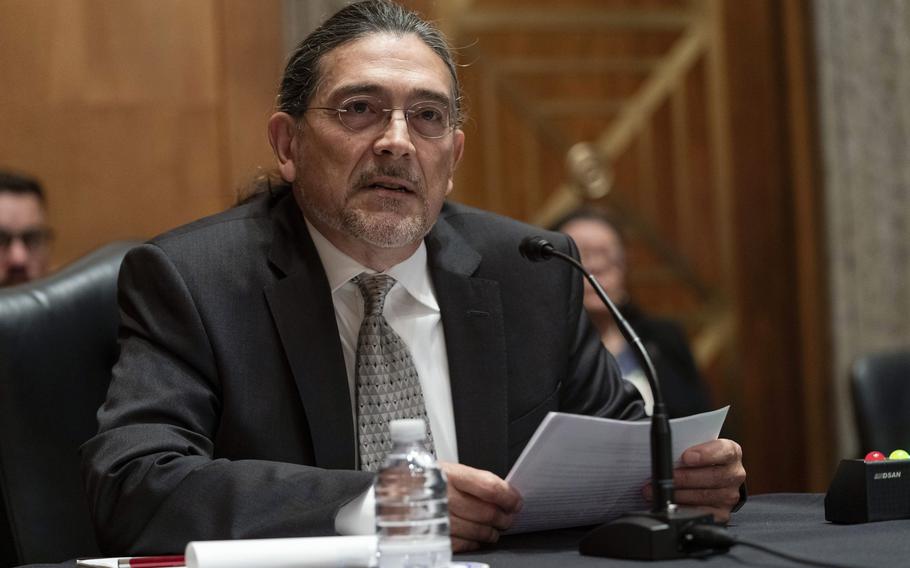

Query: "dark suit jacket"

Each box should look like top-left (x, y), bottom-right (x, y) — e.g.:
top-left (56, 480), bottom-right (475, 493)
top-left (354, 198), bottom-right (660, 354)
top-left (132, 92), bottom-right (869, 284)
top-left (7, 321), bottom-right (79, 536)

top-left (81, 188), bottom-right (644, 554)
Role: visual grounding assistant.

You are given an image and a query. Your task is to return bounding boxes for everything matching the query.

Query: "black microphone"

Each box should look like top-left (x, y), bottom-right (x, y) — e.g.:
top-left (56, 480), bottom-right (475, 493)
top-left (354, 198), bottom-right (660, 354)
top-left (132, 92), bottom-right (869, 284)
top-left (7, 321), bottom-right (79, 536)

top-left (518, 235), bottom-right (555, 262)
top-left (519, 235), bottom-right (725, 560)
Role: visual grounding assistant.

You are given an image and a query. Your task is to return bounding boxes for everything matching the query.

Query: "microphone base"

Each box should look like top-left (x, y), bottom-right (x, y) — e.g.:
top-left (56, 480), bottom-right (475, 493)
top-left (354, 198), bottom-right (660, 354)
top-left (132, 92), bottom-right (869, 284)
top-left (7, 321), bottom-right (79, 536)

top-left (578, 507), bottom-right (724, 560)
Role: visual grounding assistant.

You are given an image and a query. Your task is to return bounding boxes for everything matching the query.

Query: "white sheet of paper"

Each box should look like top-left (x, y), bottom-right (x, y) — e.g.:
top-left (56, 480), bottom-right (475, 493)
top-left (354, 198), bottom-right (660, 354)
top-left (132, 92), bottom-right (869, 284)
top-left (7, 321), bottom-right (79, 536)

top-left (504, 406), bottom-right (729, 534)
top-left (185, 535), bottom-right (377, 568)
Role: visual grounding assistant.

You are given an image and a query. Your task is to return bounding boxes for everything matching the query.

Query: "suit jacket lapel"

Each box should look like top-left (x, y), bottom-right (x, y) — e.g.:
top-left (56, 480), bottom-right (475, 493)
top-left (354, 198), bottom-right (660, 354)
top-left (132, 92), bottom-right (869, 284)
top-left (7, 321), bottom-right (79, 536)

top-left (427, 215), bottom-right (510, 477)
top-left (259, 197), bottom-right (510, 475)
top-left (263, 194), bottom-right (356, 470)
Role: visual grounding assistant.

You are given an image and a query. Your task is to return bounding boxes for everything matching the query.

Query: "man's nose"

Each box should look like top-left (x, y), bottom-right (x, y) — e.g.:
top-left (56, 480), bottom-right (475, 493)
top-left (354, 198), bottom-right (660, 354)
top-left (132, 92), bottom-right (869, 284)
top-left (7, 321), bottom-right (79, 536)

top-left (6, 238), bottom-right (30, 265)
top-left (373, 109), bottom-right (415, 158)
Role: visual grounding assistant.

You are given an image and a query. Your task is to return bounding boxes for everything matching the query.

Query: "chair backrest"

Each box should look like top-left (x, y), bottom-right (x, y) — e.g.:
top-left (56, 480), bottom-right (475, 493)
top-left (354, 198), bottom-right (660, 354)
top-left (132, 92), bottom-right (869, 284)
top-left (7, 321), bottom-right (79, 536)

top-left (851, 349), bottom-right (910, 454)
top-left (0, 241), bottom-right (138, 566)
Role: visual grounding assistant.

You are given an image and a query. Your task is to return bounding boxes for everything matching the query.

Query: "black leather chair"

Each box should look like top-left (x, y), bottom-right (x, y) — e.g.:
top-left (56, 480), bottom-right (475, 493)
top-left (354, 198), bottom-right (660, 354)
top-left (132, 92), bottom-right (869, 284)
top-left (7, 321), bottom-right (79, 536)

top-left (851, 348), bottom-right (910, 454)
top-left (0, 241), bottom-right (138, 566)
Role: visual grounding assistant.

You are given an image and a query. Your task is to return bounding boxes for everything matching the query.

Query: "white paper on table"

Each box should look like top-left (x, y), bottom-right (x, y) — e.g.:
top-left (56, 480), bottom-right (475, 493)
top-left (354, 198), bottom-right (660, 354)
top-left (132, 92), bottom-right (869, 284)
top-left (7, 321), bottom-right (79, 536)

top-left (504, 406), bottom-right (729, 534)
top-left (185, 535), bottom-right (377, 568)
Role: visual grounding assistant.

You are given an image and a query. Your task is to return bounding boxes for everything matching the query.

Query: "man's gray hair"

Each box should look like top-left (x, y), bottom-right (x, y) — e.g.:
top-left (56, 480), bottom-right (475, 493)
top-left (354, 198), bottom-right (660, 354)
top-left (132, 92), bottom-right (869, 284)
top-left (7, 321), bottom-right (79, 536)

top-left (277, 0), bottom-right (463, 125)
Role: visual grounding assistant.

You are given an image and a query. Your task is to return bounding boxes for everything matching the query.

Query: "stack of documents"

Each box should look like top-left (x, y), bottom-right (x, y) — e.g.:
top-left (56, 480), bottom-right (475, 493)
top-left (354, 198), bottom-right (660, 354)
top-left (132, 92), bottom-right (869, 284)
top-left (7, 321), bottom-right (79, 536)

top-left (505, 407), bottom-right (728, 533)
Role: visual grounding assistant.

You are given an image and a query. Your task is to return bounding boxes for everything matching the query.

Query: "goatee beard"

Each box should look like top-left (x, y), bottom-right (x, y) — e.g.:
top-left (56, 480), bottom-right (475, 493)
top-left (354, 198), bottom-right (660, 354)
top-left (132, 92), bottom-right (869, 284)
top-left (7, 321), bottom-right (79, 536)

top-left (339, 206), bottom-right (429, 248)
top-left (298, 166), bottom-right (432, 248)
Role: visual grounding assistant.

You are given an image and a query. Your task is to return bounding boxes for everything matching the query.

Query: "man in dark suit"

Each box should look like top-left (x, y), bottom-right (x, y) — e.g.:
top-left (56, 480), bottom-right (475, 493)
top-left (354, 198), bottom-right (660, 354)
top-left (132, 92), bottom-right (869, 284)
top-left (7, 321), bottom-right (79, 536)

top-left (81, 0), bottom-right (745, 555)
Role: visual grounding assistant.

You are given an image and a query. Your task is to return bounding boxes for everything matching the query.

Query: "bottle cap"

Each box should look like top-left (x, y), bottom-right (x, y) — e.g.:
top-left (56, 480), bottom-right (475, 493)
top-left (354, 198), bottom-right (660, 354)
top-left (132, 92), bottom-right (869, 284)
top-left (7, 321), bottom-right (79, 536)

top-left (389, 419), bottom-right (426, 443)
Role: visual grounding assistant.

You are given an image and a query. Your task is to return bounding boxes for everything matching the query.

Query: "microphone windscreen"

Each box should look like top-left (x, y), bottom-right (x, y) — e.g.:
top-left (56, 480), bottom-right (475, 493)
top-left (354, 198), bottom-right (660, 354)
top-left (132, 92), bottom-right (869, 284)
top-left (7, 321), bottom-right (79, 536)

top-left (519, 236), bottom-right (553, 262)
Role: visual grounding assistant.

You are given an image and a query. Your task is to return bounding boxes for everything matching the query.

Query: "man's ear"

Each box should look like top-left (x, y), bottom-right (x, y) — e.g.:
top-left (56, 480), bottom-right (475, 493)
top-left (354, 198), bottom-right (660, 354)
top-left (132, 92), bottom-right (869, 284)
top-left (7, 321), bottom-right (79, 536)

top-left (267, 112), bottom-right (298, 183)
top-left (445, 128), bottom-right (466, 197)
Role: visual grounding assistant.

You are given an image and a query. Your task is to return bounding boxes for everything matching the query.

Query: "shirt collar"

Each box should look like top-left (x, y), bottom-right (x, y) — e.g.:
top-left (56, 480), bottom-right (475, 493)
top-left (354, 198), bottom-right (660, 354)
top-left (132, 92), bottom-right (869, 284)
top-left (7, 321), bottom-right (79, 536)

top-left (305, 218), bottom-right (439, 312)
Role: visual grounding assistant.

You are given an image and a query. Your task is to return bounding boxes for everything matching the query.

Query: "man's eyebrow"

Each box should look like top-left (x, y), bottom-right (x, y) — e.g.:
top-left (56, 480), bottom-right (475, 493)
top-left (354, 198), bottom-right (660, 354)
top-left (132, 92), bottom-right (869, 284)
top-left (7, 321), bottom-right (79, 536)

top-left (327, 84), bottom-right (453, 107)
top-left (411, 89), bottom-right (453, 107)
top-left (329, 83), bottom-right (383, 101)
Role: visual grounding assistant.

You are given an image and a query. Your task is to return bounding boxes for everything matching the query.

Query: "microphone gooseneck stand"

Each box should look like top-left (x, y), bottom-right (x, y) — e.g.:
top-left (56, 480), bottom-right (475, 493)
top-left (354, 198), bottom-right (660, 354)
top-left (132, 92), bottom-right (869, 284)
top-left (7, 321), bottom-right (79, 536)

top-left (519, 235), bottom-right (726, 560)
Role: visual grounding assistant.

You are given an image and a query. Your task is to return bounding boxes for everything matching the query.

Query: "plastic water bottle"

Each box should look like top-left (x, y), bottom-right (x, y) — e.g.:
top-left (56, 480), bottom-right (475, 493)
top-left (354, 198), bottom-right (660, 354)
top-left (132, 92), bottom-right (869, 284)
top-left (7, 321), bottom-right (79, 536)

top-left (375, 419), bottom-right (451, 568)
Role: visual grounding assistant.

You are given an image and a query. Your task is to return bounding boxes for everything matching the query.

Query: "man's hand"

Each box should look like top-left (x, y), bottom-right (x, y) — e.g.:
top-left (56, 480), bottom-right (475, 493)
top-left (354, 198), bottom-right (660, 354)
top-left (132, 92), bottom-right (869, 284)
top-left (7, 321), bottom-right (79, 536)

top-left (643, 438), bottom-right (746, 523)
top-left (440, 462), bottom-right (523, 552)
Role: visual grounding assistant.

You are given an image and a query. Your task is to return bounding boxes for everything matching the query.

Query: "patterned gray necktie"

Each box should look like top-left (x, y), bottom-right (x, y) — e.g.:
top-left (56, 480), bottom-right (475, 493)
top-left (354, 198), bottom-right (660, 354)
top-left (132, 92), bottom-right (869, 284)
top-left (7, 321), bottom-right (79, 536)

top-left (353, 273), bottom-right (434, 472)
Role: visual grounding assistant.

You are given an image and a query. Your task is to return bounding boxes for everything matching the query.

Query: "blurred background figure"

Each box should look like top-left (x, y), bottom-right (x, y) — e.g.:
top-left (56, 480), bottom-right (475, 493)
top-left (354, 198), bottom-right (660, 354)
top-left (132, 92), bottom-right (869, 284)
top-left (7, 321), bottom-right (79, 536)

top-left (0, 170), bottom-right (52, 287)
top-left (555, 208), bottom-right (711, 418)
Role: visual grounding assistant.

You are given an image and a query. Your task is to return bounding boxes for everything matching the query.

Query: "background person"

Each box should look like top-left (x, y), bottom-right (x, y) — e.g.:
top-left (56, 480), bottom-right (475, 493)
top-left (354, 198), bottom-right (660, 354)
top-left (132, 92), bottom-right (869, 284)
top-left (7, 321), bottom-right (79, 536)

top-left (0, 170), bottom-right (53, 287)
top-left (555, 207), bottom-right (712, 418)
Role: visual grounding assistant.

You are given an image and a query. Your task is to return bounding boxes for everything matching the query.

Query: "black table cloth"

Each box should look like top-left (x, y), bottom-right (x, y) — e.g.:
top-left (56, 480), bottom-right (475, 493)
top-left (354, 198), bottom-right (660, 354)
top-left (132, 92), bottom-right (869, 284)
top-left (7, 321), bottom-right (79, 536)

top-left (19, 494), bottom-right (910, 568)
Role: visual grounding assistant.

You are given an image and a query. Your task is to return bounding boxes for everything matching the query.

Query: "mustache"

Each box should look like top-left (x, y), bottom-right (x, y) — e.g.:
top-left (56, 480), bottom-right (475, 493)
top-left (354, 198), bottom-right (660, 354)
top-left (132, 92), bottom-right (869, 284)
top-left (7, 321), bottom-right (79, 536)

top-left (352, 166), bottom-right (421, 192)
top-left (3, 267), bottom-right (29, 286)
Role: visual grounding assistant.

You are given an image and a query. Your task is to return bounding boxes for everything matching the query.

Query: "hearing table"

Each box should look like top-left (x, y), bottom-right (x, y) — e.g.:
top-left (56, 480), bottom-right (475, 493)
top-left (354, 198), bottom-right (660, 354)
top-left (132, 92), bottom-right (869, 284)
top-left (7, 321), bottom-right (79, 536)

top-left (17, 494), bottom-right (910, 568)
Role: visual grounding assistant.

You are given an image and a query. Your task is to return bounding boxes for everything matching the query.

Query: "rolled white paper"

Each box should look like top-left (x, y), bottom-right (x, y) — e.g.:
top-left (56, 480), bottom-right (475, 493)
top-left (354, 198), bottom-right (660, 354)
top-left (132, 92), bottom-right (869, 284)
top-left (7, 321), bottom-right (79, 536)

top-left (185, 535), bottom-right (378, 568)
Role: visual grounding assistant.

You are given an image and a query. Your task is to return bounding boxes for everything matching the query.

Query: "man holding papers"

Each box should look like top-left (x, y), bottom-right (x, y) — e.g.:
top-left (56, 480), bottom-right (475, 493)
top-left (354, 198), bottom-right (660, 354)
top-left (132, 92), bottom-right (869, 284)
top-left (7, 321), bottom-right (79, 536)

top-left (81, 0), bottom-right (745, 556)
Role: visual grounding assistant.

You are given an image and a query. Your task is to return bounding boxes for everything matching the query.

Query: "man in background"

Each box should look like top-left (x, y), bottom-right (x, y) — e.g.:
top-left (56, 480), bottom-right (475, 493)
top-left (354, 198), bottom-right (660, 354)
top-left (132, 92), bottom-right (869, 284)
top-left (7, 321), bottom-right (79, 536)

top-left (0, 170), bottom-right (53, 287)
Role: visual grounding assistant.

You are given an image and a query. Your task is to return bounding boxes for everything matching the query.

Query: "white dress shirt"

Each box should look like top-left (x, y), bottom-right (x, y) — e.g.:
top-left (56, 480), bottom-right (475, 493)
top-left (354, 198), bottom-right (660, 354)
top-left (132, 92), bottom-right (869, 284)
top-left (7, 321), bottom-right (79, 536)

top-left (304, 220), bottom-right (457, 534)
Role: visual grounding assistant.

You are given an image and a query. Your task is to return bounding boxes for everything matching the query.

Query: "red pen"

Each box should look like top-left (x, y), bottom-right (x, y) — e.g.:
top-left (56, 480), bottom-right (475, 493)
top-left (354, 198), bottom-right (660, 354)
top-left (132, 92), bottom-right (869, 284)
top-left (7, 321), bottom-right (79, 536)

top-left (77, 555), bottom-right (185, 568)
top-left (125, 556), bottom-right (185, 568)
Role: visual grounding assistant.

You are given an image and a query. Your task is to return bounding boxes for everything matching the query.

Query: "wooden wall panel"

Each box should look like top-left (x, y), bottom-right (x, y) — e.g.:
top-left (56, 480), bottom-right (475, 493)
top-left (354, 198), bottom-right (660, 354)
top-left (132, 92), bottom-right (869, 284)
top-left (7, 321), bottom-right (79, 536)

top-left (0, 0), bottom-right (283, 267)
top-left (220, 0), bottom-right (285, 193)
top-left (720, 0), bottom-right (805, 490)
top-left (681, 59), bottom-right (718, 285)
top-left (782, 0), bottom-right (832, 491)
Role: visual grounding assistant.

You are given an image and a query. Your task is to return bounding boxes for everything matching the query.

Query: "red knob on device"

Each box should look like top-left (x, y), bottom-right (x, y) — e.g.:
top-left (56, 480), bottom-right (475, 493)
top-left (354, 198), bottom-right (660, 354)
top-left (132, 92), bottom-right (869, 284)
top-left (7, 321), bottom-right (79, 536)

top-left (864, 451), bottom-right (886, 462)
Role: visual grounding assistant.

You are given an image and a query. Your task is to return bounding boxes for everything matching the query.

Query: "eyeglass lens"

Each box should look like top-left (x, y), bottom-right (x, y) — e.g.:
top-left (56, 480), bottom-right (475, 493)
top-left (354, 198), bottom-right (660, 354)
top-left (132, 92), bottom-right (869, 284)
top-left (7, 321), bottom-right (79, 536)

top-left (0, 229), bottom-right (52, 251)
top-left (335, 96), bottom-right (451, 138)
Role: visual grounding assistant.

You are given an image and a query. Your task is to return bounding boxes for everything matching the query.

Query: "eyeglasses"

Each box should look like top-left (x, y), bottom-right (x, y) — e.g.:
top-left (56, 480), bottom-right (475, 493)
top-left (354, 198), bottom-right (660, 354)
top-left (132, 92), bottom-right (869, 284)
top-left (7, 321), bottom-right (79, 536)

top-left (306, 95), bottom-right (455, 139)
top-left (0, 228), bottom-right (53, 253)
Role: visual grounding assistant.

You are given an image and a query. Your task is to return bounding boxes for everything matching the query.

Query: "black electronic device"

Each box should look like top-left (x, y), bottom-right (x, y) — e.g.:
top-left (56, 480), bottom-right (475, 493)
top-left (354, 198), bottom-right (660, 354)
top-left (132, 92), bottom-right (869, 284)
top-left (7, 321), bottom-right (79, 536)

top-left (519, 235), bottom-right (725, 560)
top-left (825, 458), bottom-right (910, 524)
